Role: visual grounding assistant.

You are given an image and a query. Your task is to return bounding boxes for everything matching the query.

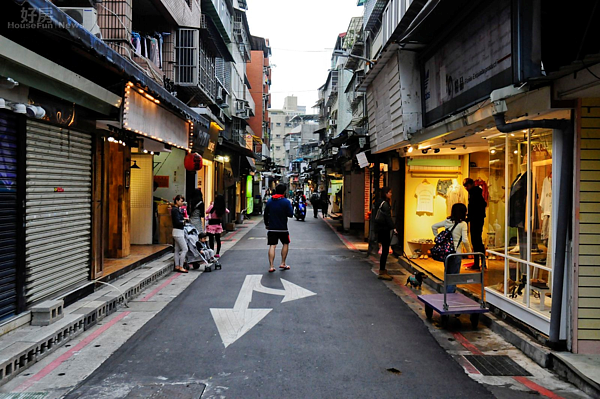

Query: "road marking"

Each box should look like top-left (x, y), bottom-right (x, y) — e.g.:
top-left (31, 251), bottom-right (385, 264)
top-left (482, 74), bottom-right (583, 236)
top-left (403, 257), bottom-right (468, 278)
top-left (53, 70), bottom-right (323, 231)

top-left (210, 275), bottom-right (316, 348)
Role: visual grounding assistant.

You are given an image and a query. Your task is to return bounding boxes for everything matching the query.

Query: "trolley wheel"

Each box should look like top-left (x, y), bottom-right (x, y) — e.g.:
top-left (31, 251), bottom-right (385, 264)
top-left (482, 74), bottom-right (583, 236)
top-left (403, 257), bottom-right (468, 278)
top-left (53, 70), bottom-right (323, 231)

top-left (192, 263), bottom-right (200, 270)
top-left (204, 265), bottom-right (212, 273)
top-left (441, 315), bottom-right (450, 328)
top-left (425, 305), bottom-right (433, 320)
top-left (470, 314), bottom-right (480, 329)
top-left (214, 262), bottom-right (222, 270)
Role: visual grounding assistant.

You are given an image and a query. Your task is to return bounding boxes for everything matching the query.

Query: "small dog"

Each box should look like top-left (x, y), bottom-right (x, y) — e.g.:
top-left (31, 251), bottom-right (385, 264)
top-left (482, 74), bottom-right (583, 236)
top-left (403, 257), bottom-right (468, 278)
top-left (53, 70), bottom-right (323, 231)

top-left (406, 271), bottom-right (427, 289)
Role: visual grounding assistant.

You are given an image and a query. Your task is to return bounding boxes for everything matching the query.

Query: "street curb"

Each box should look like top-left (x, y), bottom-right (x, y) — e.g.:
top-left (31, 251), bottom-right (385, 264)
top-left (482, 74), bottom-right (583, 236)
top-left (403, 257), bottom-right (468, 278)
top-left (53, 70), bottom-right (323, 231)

top-left (0, 254), bottom-right (175, 386)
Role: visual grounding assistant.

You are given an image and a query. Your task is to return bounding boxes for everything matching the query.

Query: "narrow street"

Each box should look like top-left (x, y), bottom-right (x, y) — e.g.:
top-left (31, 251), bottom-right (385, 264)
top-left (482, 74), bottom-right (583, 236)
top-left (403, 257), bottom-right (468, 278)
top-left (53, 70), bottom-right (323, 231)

top-left (66, 214), bottom-right (497, 398)
top-left (0, 213), bottom-right (575, 398)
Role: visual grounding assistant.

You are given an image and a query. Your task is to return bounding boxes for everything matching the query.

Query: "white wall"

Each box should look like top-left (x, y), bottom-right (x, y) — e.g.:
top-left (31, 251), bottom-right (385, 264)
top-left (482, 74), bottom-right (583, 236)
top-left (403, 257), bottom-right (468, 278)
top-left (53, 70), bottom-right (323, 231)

top-left (153, 149), bottom-right (187, 203)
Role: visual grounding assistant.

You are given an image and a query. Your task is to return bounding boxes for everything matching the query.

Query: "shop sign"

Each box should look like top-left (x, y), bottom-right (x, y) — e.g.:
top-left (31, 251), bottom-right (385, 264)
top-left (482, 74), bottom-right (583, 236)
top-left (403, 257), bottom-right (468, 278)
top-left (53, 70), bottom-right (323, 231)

top-left (208, 141), bottom-right (216, 152)
top-left (359, 137), bottom-right (366, 148)
top-left (356, 152), bottom-right (369, 168)
top-left (422, 0), bottom-right (512, 126)
top-left (124, 87), bottom-right (189, 149)
top-left (154, 175), bottom-right (169, 188)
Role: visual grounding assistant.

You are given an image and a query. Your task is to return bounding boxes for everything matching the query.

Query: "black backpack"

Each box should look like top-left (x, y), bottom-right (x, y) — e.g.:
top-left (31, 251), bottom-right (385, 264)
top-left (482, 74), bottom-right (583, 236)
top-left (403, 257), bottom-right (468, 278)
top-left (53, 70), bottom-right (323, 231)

top-left (310, 193), bottom-right (320, 203)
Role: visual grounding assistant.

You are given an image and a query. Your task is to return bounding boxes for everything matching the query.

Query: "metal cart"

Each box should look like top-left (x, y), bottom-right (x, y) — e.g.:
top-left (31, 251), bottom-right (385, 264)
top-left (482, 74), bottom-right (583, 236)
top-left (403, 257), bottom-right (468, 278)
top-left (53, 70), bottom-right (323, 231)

top-left (417, 252), bottom-right (489, 329)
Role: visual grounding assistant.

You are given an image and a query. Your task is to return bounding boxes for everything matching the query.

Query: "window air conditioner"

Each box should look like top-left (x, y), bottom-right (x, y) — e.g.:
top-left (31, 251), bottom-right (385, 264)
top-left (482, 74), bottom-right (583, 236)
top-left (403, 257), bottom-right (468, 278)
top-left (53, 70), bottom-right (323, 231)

top-left (59, 7), bottom-right (102, 38)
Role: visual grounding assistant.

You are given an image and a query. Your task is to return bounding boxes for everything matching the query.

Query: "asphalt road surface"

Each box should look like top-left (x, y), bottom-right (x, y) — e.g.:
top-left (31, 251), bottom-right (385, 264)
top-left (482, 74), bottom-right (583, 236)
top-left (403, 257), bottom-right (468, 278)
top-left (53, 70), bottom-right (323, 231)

top-left (66, 213), bottom-right (496, 399)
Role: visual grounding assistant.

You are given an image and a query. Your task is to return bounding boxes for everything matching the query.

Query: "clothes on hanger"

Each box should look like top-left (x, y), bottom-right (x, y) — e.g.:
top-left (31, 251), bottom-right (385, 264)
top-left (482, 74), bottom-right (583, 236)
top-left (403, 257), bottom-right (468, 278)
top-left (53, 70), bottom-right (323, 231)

top-left (132, 32), bottom-right (142, 55)
top-left (436, 179), bottom-right (452, 197)
top-left (474, 178), bottom-right (489, 204)
top-left (445, 180), bottom-right (467, 216)
top-left (415, 181), bottom-right (435, 214)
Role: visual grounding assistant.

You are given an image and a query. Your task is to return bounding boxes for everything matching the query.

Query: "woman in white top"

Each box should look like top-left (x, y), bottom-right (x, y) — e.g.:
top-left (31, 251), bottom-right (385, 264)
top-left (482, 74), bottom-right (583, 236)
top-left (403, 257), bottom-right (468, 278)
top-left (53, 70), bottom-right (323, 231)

top-left (431, 203), bottom-right (471, 293)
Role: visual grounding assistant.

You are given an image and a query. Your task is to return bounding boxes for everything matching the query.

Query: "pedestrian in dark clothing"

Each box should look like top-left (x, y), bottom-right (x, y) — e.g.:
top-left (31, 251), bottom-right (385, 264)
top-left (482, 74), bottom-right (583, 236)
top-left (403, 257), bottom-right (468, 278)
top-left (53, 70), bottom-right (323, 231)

top-left (310, 191), bottom-right (320, 218)
top-left (463, 178), bottom-right (487, 270)
top-left (319, 188), bottom-right (330, 218)
top-left (264, 184), bottom-right (294, 272)
top-left (373, 186), bottom-right (395, 281)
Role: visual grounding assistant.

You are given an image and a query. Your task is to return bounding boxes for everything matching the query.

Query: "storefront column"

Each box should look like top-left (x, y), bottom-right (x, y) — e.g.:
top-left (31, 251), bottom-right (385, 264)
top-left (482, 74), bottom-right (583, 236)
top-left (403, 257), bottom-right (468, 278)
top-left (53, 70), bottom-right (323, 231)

top-left (103, 141), bottom-right (131, 258)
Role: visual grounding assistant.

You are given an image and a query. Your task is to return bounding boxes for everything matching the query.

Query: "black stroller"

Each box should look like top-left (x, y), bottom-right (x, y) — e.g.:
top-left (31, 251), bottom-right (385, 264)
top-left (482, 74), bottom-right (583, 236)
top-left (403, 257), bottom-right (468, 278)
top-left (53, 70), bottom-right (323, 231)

top-left (183, 224), bottom-right (221, 272)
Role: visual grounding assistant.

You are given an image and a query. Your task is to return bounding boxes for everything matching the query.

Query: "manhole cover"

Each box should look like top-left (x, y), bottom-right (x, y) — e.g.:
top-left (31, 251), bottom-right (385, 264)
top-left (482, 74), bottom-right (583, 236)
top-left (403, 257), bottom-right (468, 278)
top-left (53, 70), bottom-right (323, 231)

top-left (125, 383), bottom-right (206, 398)
top-left (464, 355), bottom-right (532, 376)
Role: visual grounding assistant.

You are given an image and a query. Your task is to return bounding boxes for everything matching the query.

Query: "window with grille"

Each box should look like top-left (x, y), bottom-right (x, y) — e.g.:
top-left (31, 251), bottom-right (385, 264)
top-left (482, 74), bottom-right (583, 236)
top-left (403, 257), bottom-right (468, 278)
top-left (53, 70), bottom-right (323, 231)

top-left (175, 29), bottom-right (198, 85)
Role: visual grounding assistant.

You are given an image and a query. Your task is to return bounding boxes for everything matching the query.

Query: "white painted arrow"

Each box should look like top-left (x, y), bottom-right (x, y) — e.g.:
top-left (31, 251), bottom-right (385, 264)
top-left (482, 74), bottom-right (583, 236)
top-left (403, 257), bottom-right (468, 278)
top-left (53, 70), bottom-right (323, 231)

top-left (211, 275), bottom-right (316, 348)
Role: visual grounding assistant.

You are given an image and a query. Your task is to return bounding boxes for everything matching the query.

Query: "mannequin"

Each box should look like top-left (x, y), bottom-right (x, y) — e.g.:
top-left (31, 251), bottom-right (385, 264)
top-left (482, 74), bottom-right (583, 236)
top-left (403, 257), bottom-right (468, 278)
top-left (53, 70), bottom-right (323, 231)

top-left (509, 163), bottom-right (528, 288)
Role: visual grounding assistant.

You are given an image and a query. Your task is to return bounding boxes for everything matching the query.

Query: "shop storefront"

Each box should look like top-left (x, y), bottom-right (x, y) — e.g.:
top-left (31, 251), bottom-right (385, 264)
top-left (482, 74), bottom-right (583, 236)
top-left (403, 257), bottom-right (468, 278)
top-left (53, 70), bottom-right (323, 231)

top-left (402, 109), bottom-right (569, 337)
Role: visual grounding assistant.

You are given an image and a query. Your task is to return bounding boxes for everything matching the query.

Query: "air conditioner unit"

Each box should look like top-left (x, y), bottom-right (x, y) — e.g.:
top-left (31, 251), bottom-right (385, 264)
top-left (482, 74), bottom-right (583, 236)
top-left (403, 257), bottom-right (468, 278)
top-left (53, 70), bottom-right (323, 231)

top-left (59, 7), bottom-right (102, 38)
top-left (216, 87), bottom-right (224, 102)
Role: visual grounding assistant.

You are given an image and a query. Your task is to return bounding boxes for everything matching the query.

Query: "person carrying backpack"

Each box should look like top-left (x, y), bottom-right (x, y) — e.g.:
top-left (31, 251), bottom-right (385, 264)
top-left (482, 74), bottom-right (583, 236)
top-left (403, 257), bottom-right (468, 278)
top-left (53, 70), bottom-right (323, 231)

top-left (431, 203), bottom-right (471, 293)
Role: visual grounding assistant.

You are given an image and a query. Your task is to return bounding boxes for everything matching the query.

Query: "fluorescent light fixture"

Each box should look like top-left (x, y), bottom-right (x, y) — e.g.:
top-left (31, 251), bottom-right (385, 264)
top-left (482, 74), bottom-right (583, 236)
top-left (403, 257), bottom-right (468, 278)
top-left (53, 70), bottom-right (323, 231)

top-left (417, 142), bottom-right (431, 150)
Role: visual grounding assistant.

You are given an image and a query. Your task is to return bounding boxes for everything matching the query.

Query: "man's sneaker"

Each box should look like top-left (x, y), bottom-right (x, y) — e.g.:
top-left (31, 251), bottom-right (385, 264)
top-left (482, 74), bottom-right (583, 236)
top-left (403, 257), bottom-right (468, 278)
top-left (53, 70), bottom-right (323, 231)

top-left (465, 264), bottom-right (481, 271)
top-left (215, 254), bottom-right (220, 258)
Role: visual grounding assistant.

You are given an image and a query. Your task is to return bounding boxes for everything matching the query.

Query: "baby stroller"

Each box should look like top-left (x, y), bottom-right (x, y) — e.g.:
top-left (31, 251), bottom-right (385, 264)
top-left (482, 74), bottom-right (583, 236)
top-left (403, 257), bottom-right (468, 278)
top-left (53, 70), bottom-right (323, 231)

top-left (183, 224), bottom-right (221, 272)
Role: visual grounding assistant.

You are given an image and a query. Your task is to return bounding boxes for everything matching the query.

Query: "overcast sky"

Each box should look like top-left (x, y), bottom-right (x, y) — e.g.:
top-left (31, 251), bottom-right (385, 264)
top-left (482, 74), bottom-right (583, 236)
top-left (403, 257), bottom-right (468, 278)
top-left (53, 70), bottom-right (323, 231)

top-left (246, 1), bottom-right (364, 113)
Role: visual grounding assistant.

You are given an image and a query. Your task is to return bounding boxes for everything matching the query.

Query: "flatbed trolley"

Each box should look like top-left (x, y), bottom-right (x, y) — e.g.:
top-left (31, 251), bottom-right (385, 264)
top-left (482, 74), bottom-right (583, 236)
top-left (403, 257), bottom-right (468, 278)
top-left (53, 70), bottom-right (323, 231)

top-left (417, 252), bottom-right (489, 329)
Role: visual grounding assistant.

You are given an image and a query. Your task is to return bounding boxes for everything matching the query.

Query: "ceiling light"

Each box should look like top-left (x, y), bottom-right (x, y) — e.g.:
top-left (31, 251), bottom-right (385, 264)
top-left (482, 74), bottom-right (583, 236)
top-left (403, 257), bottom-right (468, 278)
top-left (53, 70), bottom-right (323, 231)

top-left (490, 149), bottom-right (496, 154)
top-left (433, 148), bottom-right (440, 154)
top-left (463, 144), bottom-right (467, 149)
top-left (421, 149), bottom-right (428, 154)
top-left (483, 133), bottom-right (504, 140)
top-left (514, 150), bottom-right (518, 154)
top-left (450, 147), bottom-right (456, 150)
top-left (108, 137), bottom-right (115, 142)
top-left (407, 146), bottom-right (414, 153)
top-left (418, 143), bottom-right (431, 150)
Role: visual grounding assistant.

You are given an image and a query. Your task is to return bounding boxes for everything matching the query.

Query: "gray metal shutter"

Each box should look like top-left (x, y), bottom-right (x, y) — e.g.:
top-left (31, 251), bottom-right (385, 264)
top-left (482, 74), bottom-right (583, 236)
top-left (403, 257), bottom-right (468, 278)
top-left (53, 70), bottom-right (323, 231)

top-left (0, 111), bottom-right (19, 319)
top-left (25, 121), bottom-right (92, 305)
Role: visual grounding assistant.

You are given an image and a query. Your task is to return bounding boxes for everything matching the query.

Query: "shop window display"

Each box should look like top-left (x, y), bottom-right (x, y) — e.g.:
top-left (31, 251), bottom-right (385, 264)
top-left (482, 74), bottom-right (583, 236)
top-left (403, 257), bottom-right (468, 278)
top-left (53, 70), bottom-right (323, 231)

top-left (487, 129), bottom-right (553, 318)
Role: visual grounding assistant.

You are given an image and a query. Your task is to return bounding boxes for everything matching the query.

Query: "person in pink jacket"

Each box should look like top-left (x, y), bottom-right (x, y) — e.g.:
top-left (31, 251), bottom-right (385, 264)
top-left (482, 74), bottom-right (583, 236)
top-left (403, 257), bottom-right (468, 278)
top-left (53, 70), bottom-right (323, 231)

top-left (205, 194), bottom-right (229, 258)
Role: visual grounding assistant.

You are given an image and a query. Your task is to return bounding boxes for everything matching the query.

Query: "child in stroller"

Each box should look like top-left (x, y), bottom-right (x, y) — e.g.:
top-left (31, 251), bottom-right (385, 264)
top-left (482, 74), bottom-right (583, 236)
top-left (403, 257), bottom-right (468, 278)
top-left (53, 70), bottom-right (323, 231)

top-left (184, 225), bottom-right (221, 272)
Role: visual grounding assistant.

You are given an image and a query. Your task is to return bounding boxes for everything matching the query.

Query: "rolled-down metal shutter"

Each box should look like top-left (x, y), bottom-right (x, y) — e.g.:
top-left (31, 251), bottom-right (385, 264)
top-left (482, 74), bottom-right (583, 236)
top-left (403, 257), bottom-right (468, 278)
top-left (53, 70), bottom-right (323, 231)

top-left (0, 111), bottom-right (19, 319)
top-left (25, 121), bottom-right (92, 305)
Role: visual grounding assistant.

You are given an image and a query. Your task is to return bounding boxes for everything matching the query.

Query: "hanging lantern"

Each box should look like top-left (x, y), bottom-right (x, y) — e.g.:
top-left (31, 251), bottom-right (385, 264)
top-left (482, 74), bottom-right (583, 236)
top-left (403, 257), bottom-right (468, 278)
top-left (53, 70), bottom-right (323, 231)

top-left (184, 152), bottom-right (203, 171)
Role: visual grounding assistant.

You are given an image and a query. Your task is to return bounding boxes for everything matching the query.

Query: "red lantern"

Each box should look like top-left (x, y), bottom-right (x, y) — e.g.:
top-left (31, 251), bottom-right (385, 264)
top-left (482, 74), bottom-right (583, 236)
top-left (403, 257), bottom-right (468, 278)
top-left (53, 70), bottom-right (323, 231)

top-left (184, 152), bottom-right (203, 171)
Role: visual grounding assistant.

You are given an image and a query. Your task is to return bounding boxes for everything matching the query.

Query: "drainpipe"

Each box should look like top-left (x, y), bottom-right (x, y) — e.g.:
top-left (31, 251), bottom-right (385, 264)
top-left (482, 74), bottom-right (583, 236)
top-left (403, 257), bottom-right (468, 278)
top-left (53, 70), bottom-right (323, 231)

top-left (492, 100), bottom-right (573, 346)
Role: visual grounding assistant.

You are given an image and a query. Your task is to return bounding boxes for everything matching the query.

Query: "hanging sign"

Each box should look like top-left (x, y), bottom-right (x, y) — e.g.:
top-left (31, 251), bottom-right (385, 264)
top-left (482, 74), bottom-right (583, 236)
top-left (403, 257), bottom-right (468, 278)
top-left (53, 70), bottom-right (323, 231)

top-left (356, 152), bottom-right (369, 168)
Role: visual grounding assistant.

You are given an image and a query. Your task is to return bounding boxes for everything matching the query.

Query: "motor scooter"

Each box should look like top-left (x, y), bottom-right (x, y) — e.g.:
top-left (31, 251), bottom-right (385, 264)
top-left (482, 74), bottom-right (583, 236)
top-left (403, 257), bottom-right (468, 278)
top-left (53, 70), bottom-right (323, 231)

top-left (294, 197), bottom-right (306, 221)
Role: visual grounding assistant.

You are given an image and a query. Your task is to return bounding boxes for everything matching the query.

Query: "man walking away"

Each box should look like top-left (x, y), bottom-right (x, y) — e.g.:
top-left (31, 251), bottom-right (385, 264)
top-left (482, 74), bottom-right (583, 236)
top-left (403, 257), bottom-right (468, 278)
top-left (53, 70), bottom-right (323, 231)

top-left (463, 178), bottom-right (487, 270)
top-left (310, 190), bottom-right (320, 218)
top-left (319, 188), bottom-right (330, 218)
top-left (264, 184), bottom-right (294, 272)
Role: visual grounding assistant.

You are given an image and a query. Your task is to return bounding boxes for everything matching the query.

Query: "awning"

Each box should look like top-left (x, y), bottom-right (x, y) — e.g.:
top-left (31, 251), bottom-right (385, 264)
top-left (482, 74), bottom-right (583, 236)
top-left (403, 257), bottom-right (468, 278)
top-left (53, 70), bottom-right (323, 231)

top-left (0, 36), bottom-right (121, 115)
top-left (219, 138), bottom-right (256, 159)
top-left (13, 0), bottom-right (202, 124)
top-left (244, 156), bottom-right (257, 172)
